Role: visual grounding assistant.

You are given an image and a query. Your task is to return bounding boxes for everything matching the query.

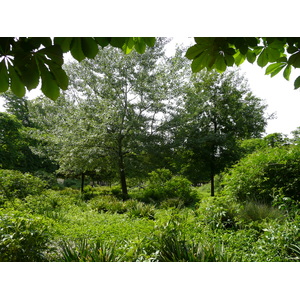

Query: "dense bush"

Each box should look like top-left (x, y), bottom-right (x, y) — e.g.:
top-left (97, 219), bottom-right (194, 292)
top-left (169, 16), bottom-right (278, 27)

top-left (142, 169), bottom-right (198, 205)
top-left (223, 145), bottom-right (300, 205)
top-left (0, 169), bottom-right (46, 203)
top-left (0, 209), bottom-right (51, 261)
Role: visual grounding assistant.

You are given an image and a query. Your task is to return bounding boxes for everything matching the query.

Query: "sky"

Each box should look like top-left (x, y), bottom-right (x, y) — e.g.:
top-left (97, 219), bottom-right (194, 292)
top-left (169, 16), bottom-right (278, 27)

top-left (1, 37), bottom-right (300, 138)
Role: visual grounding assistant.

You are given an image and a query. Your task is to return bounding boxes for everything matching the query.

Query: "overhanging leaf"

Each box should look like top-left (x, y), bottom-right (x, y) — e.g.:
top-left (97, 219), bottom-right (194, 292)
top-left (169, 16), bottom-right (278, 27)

top-left (143, 37), bottom-right (156, 47)
top-left (215, 55), bottom-right (227, 72)
top-left (134, 38), bottom-right (146, 54)
top-left (234, 52), bottom-right (246, 66)
top-left (70, 38), bottom-right (86, 62)
top-left (54, 37), bottom-right (73, 53)
top-left (81, 38), bottom-right (99, 59)
top-left (257, 49), bottom-right (269, 67)
top-left (246, 51), bottom-right (256, 64)
top-left (47, 61), bottom-right (69, 90)
top-left (283, 65), bottom-right (292, 81)
top-left (288, 52), bottom-right (300, 68)
top-left (265, 62), bottom-right (285, 77)
top-left (39, 62), bottom-right (60, 100)
top-left (8, 64), bottom-right (26, 97)
top-left (0, 60), bottom-right (9, 92)
top-left (294, 76), bottom-right (300, 89)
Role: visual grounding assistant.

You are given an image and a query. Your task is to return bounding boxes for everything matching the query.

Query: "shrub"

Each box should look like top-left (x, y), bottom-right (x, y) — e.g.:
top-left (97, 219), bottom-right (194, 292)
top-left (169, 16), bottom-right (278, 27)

top-left (223, 145), bottom-right (300, 205)
top-left (195, 196), bottom-right (240, 230)
top-left (142, 169), bottom-right (198, 205)
top-left (0, 169), bottom-right (46, 203)
top-left (0, 209), bottom-right (51, 261)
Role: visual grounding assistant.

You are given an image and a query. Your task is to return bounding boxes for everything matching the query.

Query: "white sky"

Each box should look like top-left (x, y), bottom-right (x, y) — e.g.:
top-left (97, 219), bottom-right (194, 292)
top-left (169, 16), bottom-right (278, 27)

top-left (1, 37), bottom-right (300, 137)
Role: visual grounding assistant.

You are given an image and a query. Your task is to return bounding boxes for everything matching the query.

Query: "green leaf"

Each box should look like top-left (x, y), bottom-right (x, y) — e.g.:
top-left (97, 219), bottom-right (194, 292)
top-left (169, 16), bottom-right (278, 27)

top-left (287, 45), bottom-right (298, 54)
top-left (47, 62), bottom-right (69, 90)
top-left (246, 51), bottom-right (256, 64)
top-left (191, 51), bottom-right (214, 73)
top-left (294, 76), bottom-right (300, 89)
top-left (8, 64), bottom-right (26, 97)
top-left (110, 37), bottom-right (127, 49)
top-left (234, 52), bottom-right (246, 66)
top-left (81, 38), bottom-right (99, 59)
top-left (94, 37), bottom-right (110, 48)
top-left (288, 52), bottom-right (300, 68)
top-left (39, 62), bottom-right (60, 100)
top-left (214, 55), bottom-right (227, 72)
top-left (185, 44), bottom-right (204, 60)
top-left (70, 38), bottom-right (86, 62)
top-left (39, 45), bottom-right (64, 66)
top-left (265, 47), bottom-right (281, 62)
top-left (265, 63), bottom-right (285, 77)
top-left (257, 49), bottom-right (269, 67)
top-left (283, 65), bottom-right (292, 81)
top-left (122, 38), bottom-right (135, 54)
top-left (0, 60), bottom-right (9, 92)
top-left (134, 38), bottom-right (146, 54)
top-left (54, 37), bottom-right (73, 53)
top-left (224, 53), bottom-right (235, 66)
top-left (142, 37), bottom-right (156, 47)
top-left (20, 58), bottom-right (40, 90)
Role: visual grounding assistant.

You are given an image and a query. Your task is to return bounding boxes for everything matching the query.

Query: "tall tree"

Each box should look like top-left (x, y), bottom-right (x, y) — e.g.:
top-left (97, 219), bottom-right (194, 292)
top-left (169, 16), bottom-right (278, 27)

top-left (29, 39), bottom-right (174, 198)
top-left (169, 70), bottom-right (268, 196)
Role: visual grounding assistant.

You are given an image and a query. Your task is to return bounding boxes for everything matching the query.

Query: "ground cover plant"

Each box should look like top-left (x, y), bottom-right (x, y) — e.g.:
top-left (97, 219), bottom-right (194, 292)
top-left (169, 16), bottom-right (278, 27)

top-left (0, 167), bottom-right (299, 262)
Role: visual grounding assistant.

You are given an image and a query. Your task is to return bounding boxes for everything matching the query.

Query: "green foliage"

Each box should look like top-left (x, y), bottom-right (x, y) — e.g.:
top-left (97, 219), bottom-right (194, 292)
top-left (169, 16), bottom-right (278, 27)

top-left (0, 169), bottom-right (46, 203)
top-left (0, 208), bottom-right (51, 261)
top-left (57, 238), bottom-right (119, 262)
top-left (195, 196), bottom-right (240, 230)
top-left (239, 202), bottom-right (284, 223)
top-left (223, 145), bottom-right (300, 205)
top-left (155, 213), bottom-right (235, 261)
top-left (0, 112), bottom-right (25, 169)
top-left (142, 169), bottom-right (198, 205)
top-left (0, 37), bottom-right (156, 100)
top-left (186, 37), bottom-right (300, 90)
top-left (89, 196), bottom-right (155, 219)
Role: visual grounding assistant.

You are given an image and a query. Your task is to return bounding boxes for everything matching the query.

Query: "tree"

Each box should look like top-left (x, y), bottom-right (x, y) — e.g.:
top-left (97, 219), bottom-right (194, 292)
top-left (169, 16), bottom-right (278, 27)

top-left (2, 37), bottom-right (300, 101)
top-left (168, 70), bottom-right (268, 196)
top-left (0, 112), bottom-right (25, 169)
top-left (29, 39), bottom-right (173, 198)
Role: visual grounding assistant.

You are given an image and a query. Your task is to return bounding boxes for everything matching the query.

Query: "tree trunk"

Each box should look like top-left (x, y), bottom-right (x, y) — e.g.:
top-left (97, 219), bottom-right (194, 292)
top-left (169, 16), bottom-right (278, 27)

top-left (210, 161), bottom-right (215, 197)
top-left (118, 152), bottom-right (128, 200)
top-left (81, 173), bottom-right (85, 194)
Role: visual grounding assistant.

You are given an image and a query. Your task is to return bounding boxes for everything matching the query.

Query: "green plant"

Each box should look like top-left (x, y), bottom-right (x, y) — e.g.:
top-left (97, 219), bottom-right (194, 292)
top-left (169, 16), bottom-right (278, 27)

top-left (0, 169), bottom-right (46, 203)
top-left (239, 201), bottom-right (284, 223)
top-left (223, 145), bottom-right (300, 204)
top-left (156, 214), bottom-right (234, 262)
top-left (142, 169), bottom-right (198, 205)
top-left (58, 238), bottom-right (119, 262)
top-left (0, 209), bottom-right (51, 261)
top-left (195, 196), bottom-right (240, 230)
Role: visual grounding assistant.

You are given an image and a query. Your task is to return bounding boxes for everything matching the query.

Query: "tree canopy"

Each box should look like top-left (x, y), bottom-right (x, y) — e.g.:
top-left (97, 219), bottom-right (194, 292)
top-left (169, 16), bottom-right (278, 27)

top-left (1, 37), bottom-right (300, 101)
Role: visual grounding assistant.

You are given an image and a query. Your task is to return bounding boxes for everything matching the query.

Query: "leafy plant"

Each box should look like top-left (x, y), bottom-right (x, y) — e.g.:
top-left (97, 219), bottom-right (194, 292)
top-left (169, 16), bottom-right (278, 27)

top-left (0, 169), bottom-right (46, 203)
top-left (58, 238), bottom-right (119, 262)
top-left (142, 169), bottom-right (198, 205)
top-left (223, 145), bottom-right (300, 205)
top-left (0, 209), bottom-right (51, 261)
top-left (239, 201), bottom-right (284, 223)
